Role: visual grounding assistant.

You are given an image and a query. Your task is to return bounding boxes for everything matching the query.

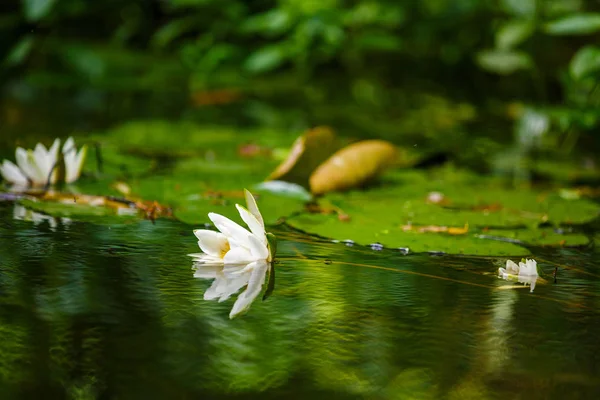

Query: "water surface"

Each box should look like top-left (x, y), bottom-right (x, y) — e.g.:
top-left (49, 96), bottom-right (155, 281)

top-left (1, 203), bottom-right (599, 398)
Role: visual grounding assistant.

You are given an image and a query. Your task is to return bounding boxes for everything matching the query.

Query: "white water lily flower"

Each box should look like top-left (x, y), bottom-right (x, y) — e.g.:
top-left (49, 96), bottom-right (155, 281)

top-left (188, 189), bottom-right (276, 264)
top-left (1, 137), bottom-right (87, 188)
top-left (193, 260), bottom-right (271, 318)
top-left (0, 160), bottom-right (28, 187)
top-left (62, 137), bottom-right (88, 184)
top-left (498, 258), bottom-right (539, 292)
top-left (13, 138), bottom-right (61, 187)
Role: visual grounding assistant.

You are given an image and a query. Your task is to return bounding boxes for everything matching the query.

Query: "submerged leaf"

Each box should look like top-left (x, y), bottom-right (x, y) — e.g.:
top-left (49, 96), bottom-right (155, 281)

top-left (309, 140), bottom-right (398, 195)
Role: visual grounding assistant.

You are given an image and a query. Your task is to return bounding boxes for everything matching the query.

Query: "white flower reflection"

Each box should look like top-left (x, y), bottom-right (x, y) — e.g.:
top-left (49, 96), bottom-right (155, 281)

top-left (13, 204), bottom-right (71, 231)
top-left (192, 259), bottom-right (274, 319)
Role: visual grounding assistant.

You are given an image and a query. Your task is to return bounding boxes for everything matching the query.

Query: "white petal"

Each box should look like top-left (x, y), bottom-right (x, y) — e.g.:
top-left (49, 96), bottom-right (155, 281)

top-left (216, 273), bottom-right (253, 302)
top-left (71, 145), bottom-right (87, 183)
top-left (62, 137), bottom-right (75, 154)
top-left (49, 138), bottom-right (60, 157)
top-left (64, 150), bottom-right (77, 183)
top-left (505, 260), bottom-right (519, 274)
top-left (518, 259), bottom-right (538, 277)
top-left (32, 145), bottom-right (52, 185)
top-left (1, 160), bottom-right (28, 186)
top-left (246, 232), bottom-right (268, 260)
top-left (204, 278), bottom-right (227, 301)
top-left (229, 260), bottom-right (269, 318)
top-left (208, 212), bottom-right (252, 247)
top-left (193, 229), bottom-right (230, 258)
top-left (223, 246), bottom-right (256, 264)
top-left (192, 264), bottom-right (222, 279)
top-left (189, 253), bottom-right (224, 264)
top-left (244, 189), bottom-right (264, 227)
top-left (34, 143), bottom-right (50, 171)
top-left (236, 204), bottom-right (266, 244)
top-left (15, 148), bottom-right (37, 182)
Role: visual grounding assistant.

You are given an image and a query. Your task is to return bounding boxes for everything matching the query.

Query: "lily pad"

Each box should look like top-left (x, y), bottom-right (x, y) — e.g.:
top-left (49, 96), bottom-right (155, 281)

top-left (16, 198), bottom-right (141, 224)
top-left (287, 209), bottom-right (530, 256)
top-left (286, 167), bottom-right (599, 255)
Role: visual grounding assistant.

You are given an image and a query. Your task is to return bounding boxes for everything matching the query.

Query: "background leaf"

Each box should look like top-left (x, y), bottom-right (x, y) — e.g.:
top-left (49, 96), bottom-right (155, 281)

top-left (544, 13), bottom-right (600, 36)
top-left (22, 0), bottom-right (57, 22)
top-left (570, 45), bottom-right (600, 80)
top-left (495, 20), bottom-right (534, 50)
top-left (476, 50), bottom-right (532, 75)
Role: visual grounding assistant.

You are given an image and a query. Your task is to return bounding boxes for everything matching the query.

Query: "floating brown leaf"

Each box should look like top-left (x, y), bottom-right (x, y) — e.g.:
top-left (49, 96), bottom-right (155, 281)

top-left (266, 126), bottom-right (341, 189)
top-left (309, 140), bottom-right (398, 195)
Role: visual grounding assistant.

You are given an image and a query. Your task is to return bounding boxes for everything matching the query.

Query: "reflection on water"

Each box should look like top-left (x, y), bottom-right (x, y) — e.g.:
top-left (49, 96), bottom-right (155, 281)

top-left (1, 203), bottom-right (600, 399)
top-left (13, 203), bottom-right (71, 230)
top-left (192, 260), bottom-right (273, 318)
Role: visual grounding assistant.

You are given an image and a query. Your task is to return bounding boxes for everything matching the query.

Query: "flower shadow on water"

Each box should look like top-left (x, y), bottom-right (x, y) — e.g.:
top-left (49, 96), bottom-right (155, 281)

top-left (192, 259), bottom-right (275, 319)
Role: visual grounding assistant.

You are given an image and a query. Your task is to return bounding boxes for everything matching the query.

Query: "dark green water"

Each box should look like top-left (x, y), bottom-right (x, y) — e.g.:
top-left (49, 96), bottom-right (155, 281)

top-left (1, 202), bottom-right (599, 399)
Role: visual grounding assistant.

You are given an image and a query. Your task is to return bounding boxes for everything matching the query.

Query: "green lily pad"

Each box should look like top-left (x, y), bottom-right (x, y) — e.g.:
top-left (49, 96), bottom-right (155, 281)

top-left (286, 167), bottom-right (599, 255)
top-left (77, 121), bottom-right (308, 225)
top-left (16, 198), bottom-right (140, 224)
top-left (481, 228), bottom-right (590, 247)
top-left (287, 209), bottom-right (530, 256)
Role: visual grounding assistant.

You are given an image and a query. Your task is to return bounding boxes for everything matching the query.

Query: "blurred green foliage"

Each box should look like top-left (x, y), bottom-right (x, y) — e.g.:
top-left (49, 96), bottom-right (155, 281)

top-left (1, 0), bottom-right (600, 166)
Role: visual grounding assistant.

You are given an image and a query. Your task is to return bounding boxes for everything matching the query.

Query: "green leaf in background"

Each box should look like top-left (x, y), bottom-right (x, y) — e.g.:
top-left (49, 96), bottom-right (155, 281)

top-left (500, 0), bottom-right (536, 18)
top-left (244, 44), bottom-right (289, 74)
top-left (354, 32), bottom-right (402, 52)
top-left (476, 50), bottom-right (532, 75)
top-left (495, 20), bottom-right (534, 50)
top-left (240, 9), bottom-right (293, 36)
top-left (569, 45), bottom-right (600, 80)
top-left (22, 0), bottom-right (57, 22)
top-left (544, 13), bottom-right (600, 36)
top-left (4, 36), bottom-right (34, 67)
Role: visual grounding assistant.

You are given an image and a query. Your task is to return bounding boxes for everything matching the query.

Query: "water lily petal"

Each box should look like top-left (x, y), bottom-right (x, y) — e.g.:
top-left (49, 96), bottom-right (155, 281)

top-left (246, 232), bottom-right (269, 260)
top-left (71, 145), bottom-right (87, 183)
top-left (1, 160), bottom-right (28, 186)
top-left (518, 259), bottom-right (538, 277)
top-left (194, 229), bottom-right (230, 258)
top-left (33, 144), bottom-right (55, 185)
top-left (229, 260), bottom-right (269, 318)
top-left (208, 212), bottom-right (252, 248)
top-left (192, 263), bottom-right (222, 277)
top-left (62, 137), bottom-right (75, 154)
top-left (244, 189), bottom-right (264, 227)
top-left (33, 143), bottom-right (50, 172)
top-left (49, 138), bottom-right (60, 161)
top-left (217, 272), bottom-right (253, 302)
top-left (236, 204), bottom-right (266, 244)
top-left (505, 260), bottom-right (519, 274)
top-left (15, 148), bottom-right (38, 183)
top-left (223, 246), bottom-right (256, 264)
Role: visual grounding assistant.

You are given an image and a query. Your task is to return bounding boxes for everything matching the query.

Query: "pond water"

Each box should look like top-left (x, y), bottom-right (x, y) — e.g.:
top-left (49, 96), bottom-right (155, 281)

top-left (1, 201), bottom-right (599, 399)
